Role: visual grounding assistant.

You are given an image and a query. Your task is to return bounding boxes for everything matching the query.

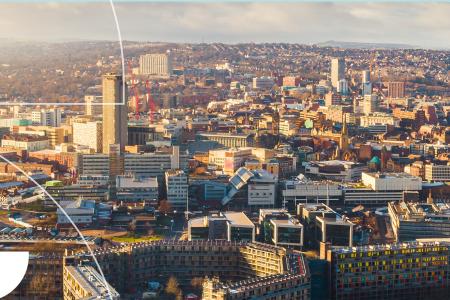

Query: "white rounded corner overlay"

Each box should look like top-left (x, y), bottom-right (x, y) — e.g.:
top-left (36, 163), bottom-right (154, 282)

top-left (0, 251), bottom-right (29, 297)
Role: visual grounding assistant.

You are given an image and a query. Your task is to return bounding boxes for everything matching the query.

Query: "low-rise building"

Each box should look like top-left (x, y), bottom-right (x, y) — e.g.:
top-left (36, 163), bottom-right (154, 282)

top-left (63, 265), bottom-right (120, 300)
top-left (188, 211), bottom-right (255, 242)
top-left (116, 174), bottom-right (158, 202)
top-left (1, 134), bottom-right (49, 151)
top-left (56, 199), bottom-right (95, 228)
top-left (282, 179), bottom-right (341, 209)
top-left (304, 160), bottom-right (367, 182)
top-left (389, 201), bottom-right (450, 241)
top-left (425, 163), bottom-right (450, 182)
top-left (298, 203), bottom-right (354, 248)
top-left (259, 209), bottom-right (304, 249)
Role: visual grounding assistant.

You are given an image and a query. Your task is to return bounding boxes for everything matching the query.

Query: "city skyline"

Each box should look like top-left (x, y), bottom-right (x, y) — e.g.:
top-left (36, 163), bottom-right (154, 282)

top-left (0, 3), bottom-right (448, 49)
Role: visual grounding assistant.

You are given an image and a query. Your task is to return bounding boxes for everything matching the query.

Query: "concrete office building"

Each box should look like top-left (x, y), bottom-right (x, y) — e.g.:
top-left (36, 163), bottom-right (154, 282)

top-left (343, 185), bottom-right (417, 207)
top-left (197, 132), bottom-right (254, 148)
top-left (304, 160), bottom-right (367, 182)
top-left (389, 201), bottom-right (450, 241)
top-left (362, 172), bottom-right (422, 191)
top-left (342, 173), bottom-right (422, 207)
top-left (363, 94), bottom-right (379, 115)
top-left (80, 146), bottom-right (187, 178)
top-left (362, 70), bottom-right (371, 83)
top-left (325, 92), bottom-right (342, 107)
top-left (139, 52), bottom-right (172, 77)
top-left (315, 215), bottom-right (353, 247)
top-left (298, 203), bottom-right (354, 248)
top-left (31, 108), bottom-right (61, 127)
top-left (282, 180), bottom-right (341, 209)
top-left (77, 174), bottom-right (109, 186)
top-left (188, 211), bottom-right (255, 242)
top-left (337, 79), bottom-right (349, 95)
top-left (84, 95), bottom-right (103, 116)
top-left (102, 73), bottom-right (127, 154)
top-left (259, 209), bottom-right (304, 249)
top-left (73, 120), bottom-right (102, 153)
top-left (252, 76), bottom-right (275, 90)
top-left (1, 134), bottom-right (50, 151)
top-left (247, 169), bottom-right (277, 208)
top-left (165, 169), bottom-right (189, 209)
top-left (360, 113), bottom-right (400, 127)
top-left (362, 82), bottom-right (373, 96)
top-left (331, 58), bottom-right (345, 88)
top-left (387, 81), bottom-right (406, 99)
top-left (425, 163), bottom-right (450, 182)
top-left (45, 183), bottom-right (109, 203)
top-left (116, 174), bottom-right (158, 202)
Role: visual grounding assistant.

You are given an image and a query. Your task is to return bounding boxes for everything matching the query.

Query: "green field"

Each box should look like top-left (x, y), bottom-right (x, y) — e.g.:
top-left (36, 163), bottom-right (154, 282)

top-left (111, 234), bottom-right (163, 243)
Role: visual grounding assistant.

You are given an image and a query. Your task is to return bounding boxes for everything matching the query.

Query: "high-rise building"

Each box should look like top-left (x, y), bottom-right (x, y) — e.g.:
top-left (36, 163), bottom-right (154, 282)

top-left (325, 92), bottom-right (342, 107)
top-left (139, 52), bottom-right (172, 77)
top-left (31, 108), bottom-right (61, 127)
top-left (165, 169), bottom-right (189, 209)
top-left (362, 82), bottom-right (373, 96)
top-left (84, 95), bottom-right (102, 116)
top-left (363, 94), bottom-right (379, 115)
top-left (73, 120), bottom-right (102, 153)
top-left (387, 81), bottom-right (405, 98)
top-left (331, 58), bottom-right (345, 88)
top-left (362, 70), bottom-right (371, 83)
top-left (361, 70), bottom-right (372, 95)
top-left (102, 73), bottom-right (127, 154)
top-left (337, 79), bottom-right (349, 95)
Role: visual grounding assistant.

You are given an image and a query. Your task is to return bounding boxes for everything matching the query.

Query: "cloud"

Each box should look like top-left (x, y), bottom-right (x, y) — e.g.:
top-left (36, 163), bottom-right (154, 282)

top-left (0, 2), bottom-right (448, 48)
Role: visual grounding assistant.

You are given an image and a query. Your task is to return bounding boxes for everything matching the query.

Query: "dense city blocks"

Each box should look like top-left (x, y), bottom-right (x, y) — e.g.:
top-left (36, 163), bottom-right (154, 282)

top-left (0, 2), bottom-right (449, 300)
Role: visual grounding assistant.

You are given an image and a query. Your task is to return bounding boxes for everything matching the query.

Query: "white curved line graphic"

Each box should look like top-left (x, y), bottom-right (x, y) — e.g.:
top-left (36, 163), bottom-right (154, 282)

top-left (0, 155), bottom-right (114, 299)
top-left (109, 0), bottom-right (127, 106)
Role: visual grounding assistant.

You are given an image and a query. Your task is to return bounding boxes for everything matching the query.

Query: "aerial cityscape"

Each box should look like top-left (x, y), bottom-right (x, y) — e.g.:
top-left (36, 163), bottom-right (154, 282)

top-left (0, 2), bottom-right (449, 300)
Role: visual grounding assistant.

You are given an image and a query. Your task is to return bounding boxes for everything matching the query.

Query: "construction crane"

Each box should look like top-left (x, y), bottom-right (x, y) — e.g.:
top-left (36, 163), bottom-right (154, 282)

top-left (127, 60), bottom-right (140, 120)
top-left (145, 80), bottom-right (156, 124)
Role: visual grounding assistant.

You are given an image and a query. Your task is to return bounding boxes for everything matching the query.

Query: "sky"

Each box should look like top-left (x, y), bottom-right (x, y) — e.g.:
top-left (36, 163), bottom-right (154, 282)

top-left (0, 2), bottom-right (448, 49)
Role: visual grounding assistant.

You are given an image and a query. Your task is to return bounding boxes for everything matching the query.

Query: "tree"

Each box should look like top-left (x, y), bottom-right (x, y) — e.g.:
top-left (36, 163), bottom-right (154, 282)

top-left (190, 277), bottom-right (204, 294)
top-left (165, 276), bottom-right (182, 300)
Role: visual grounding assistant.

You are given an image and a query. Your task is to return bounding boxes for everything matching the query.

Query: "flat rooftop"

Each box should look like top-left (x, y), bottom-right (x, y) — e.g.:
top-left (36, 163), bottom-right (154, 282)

top-left (222, 212), bottom-right (254, 227)
top-left (389, 201), bottom-right (450, 221)
top-left (116, 175), bottom-right (158, 188)
top-left (332, 240), bottom-right (450, 254)
top-left (270, 219), bottom-right (302, 227)
top-left (65, 265), bottom-right (120, 298)
top-left (364, 172), bottom-right (421, 179)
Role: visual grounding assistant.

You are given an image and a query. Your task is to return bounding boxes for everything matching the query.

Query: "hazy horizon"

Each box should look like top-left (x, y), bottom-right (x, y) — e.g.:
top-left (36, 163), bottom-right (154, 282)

top-left (0, 2), bottom-right (448, 49)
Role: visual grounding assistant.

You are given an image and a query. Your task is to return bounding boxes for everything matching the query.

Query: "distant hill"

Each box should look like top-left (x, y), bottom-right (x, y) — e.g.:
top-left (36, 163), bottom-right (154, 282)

top-left (316, 40), bottom-right (418, 50)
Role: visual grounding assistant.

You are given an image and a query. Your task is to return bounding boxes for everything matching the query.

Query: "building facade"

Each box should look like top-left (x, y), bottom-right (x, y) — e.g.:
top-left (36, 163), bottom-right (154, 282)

top-left (102, 73), bottom-right (127, 154)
